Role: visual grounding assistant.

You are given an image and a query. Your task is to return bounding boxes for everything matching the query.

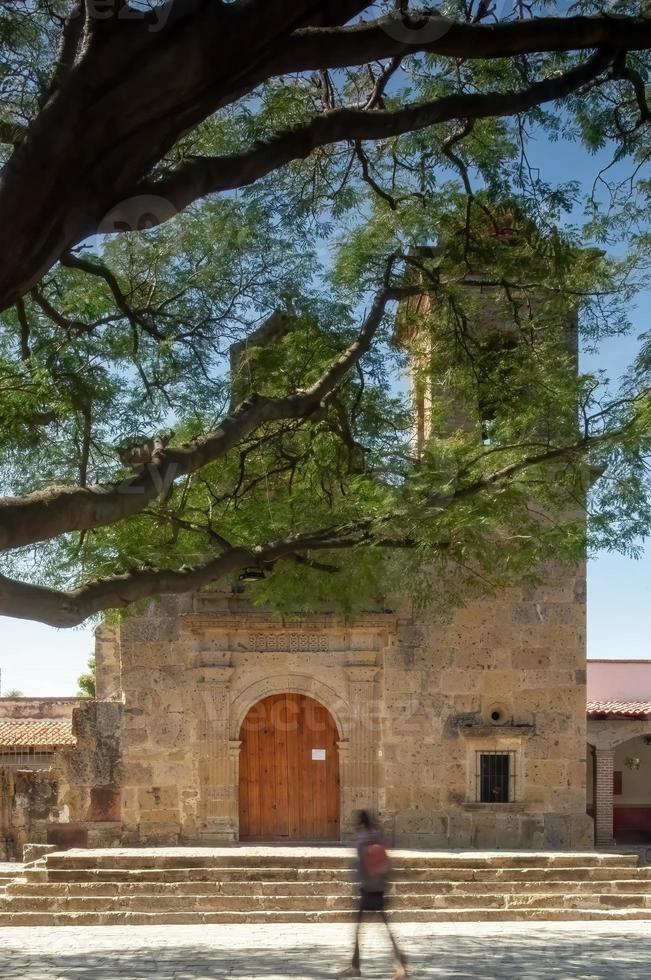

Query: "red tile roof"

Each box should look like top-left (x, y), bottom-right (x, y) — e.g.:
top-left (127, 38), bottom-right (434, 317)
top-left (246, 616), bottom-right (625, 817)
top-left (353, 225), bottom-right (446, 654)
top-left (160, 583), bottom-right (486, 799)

top-left (0, 719), bottom-right (76, 748)
top-left (587, 699), bottom-right (651, 719)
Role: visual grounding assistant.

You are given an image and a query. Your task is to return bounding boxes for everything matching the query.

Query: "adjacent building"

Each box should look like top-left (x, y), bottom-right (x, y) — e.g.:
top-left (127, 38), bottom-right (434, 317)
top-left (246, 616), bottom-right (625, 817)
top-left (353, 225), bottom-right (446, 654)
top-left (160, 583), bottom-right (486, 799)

top-left (587, 660), bottom-right (651, 845)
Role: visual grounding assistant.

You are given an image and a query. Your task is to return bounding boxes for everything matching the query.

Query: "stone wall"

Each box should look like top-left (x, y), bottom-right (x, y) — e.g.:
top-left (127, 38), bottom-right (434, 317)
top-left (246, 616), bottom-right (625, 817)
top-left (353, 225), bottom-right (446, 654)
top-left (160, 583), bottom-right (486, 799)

top-left (117, 596), bottom-right (199, 844)
top-left (115, 592), bottom-right (391, 844)
top-left (0, 766), bottom-right (59, 860)
top-left (0, 698), bottom-right (79, 720)
top-left (382, 566), bottom-right (592, 848)
top-left (106, 567), bottom-right (592, 849)
top-left (94, 626), bottom-right (121, 701)
top-left (0, 700), bottom-right (123, 857)
top-left (52, 699), bottom-right (123, 848)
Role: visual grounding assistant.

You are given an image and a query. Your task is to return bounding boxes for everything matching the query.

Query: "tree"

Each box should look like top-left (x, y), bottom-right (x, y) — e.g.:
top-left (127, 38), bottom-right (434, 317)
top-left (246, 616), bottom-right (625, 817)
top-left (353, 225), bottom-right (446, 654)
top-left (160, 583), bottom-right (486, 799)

top-left (76, 657), bottom-right (96, 698)
top-left (0, 1), bottom-right (650, 627)
top-left (2, 689), bottom-right (24, 698)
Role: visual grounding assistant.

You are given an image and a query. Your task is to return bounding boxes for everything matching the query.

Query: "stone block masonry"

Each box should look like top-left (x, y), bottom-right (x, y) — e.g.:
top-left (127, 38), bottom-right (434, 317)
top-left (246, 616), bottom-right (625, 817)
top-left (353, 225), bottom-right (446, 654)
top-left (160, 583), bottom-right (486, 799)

top-left (83, 557), bottom-right (593, 849)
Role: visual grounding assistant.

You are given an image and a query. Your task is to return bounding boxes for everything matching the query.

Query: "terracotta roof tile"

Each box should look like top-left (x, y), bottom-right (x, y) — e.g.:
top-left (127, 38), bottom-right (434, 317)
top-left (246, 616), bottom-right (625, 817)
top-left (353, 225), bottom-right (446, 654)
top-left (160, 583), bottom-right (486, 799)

top-left (587, 699), bottom-right (651, 719)
top-left (0, 719), bottom-right (76, 748)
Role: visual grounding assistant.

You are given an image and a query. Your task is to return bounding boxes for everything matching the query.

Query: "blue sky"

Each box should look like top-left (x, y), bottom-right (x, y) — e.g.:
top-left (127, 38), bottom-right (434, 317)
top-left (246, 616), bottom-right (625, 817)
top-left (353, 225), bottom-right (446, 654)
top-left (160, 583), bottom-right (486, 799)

top-left (585, 329), bottom-right (651, 662)
top-left (0, 129), bottom-right (649, 696)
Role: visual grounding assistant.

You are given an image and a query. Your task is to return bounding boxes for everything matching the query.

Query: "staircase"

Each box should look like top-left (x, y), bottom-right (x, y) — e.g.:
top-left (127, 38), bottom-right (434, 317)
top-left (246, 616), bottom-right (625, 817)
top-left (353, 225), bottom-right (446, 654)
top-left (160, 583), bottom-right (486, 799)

top-left (0, 863), bottom-right (21, 892)
top-left (0, 847), bottom-right (649, 926)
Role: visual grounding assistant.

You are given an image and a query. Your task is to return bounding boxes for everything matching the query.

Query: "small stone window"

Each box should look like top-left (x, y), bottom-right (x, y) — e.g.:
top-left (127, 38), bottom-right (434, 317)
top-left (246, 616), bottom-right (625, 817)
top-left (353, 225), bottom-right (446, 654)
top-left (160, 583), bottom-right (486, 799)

top-left (476, 750), bottom-right (516, 803)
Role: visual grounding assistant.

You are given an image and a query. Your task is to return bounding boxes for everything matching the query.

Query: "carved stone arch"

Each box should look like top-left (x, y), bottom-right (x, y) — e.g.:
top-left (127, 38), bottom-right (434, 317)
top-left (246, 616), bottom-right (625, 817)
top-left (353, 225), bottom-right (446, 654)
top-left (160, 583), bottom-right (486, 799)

top-left (230, 674), bottom-right (350, 741)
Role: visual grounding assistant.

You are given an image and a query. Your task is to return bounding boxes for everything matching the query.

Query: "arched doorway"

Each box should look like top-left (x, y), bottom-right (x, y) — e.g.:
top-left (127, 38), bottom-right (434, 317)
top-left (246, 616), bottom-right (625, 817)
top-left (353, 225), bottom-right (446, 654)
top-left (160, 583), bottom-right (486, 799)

top-left (612, 734), bottom-right (651, 844)
top-left (239, 693), bottom-right (340, 841)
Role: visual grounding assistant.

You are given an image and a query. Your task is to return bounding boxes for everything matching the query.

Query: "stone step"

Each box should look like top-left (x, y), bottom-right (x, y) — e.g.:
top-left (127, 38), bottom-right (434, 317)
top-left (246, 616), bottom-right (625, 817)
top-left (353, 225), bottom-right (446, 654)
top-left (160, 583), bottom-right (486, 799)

top-left (3, 890), bottom-right (651, 914)
top-left (38, 865), bottom-right (651, 883)
top-left (9, 849), bottom-right (645, 926)
top-left (0, 868), bottom-right (20, 881)
top-left (39, 871), bottom-right (651, 891)
top-left (43, 849), bottom-right (639, 872)
top-left (40, 866), bottom-right (352, 883)
top-left (7, 877), bottom-right (651, 898)
top-left (1, 906), bottom-right (651, 927)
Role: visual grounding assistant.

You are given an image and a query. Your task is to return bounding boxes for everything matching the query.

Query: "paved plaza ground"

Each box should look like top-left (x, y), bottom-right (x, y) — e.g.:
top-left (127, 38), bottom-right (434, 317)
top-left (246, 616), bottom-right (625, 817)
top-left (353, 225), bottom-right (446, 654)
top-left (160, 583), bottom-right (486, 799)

top-left (0, 921), bottom-right (649, 979)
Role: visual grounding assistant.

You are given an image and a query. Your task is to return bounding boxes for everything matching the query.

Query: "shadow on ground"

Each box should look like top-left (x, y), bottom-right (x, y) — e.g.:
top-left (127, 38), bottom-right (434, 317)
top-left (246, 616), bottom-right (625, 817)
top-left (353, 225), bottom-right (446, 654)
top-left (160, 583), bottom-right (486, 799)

top-left (0, 932), bottom-right (650, 980)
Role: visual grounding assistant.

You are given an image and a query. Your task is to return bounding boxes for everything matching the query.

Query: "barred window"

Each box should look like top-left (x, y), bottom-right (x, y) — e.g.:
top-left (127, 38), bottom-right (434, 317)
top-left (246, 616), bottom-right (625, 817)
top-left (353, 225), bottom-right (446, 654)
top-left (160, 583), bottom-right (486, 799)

top-left (0, 749), bottom-right (55, 770)
top-left (476, 750), bottom-right (516, 803)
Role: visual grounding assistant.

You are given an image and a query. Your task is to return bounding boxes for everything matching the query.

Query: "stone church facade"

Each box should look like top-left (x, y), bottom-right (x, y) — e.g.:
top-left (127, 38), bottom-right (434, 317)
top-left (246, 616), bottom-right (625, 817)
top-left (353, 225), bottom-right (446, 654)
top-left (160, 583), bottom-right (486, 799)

top-left (83, 560), bottom-right (592, 849)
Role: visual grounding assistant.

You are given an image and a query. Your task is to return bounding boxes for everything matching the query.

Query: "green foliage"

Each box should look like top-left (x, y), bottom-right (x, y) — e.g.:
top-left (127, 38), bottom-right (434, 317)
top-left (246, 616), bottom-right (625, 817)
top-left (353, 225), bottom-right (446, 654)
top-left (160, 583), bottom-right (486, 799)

top-left (76, 657), bottom-right (96, 699)
top-left (0, 1), bottom-right (650, 620)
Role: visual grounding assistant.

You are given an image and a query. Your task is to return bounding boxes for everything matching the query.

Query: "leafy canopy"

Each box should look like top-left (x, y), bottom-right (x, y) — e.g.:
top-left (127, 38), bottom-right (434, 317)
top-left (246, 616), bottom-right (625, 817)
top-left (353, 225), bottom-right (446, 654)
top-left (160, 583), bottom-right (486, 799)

top-left (0, 1), bottom-right (649, 625)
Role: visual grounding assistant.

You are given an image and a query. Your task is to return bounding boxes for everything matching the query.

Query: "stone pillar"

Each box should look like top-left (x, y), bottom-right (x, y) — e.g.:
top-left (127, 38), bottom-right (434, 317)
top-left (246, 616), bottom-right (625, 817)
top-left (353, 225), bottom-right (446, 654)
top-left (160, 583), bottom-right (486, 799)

top-left (94, 626), bottom-right (121, 700)
top-left (594, 748), bottom-right (614, 847)
top-left (345, 662), bottom-right (380, 819)
top-left (228, 739), bottom-right (242, 840)
top-left (195, 664), bottom-right (235, 841)
top-left (337, 740), bottom-right (352, 839)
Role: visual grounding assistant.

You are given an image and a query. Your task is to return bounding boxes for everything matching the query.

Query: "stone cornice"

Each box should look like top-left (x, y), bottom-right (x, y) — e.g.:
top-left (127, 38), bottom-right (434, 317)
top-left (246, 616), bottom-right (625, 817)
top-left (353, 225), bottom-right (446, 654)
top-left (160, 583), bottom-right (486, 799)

top-left (182, 612), bottom-right (397, 634)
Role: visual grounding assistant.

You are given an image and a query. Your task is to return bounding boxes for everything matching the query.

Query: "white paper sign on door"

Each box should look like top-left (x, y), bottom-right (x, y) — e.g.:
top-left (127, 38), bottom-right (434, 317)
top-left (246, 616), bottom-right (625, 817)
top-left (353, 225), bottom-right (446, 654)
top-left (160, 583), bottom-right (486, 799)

top-left (312, 748), bottom-right (326, 761)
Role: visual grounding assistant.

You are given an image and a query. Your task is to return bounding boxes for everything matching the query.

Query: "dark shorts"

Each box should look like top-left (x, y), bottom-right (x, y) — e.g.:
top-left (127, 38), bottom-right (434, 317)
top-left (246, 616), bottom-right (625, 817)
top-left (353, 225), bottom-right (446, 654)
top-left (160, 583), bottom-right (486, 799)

top-left (360, 890), bottom-right (385, 912)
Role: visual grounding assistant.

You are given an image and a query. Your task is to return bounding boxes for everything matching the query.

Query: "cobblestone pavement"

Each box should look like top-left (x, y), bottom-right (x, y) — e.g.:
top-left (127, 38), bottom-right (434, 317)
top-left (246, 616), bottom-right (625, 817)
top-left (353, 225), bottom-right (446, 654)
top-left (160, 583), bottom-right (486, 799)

top-left (0, 921), bottom-right (650, 979)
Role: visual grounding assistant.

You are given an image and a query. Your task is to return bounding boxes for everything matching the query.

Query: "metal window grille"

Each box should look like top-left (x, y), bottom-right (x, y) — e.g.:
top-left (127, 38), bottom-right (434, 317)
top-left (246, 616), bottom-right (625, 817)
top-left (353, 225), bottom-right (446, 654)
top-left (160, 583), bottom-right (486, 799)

top-left (0, 749), bottom-right (56, 770)
top-left (476, 751), bottom-right (516, 803)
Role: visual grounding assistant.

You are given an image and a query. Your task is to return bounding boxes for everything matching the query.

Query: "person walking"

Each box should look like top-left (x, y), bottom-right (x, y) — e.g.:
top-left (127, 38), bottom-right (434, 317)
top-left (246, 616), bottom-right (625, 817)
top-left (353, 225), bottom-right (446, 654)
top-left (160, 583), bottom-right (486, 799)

top-left (340, 810), bottom-right (408, 979)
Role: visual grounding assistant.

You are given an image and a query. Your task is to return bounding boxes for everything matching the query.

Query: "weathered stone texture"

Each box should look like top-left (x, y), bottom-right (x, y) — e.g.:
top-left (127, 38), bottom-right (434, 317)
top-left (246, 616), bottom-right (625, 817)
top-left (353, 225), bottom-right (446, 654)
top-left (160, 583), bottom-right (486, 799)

top-left (0, 767), bottom-right (59, 859)
top-left (94, 553), bottom-right (593, 849)
top-left (0, 698), bottom-right (78, 721)
top-left (51, 700), bottom-right (123, 848)
top-left (1, 557), bottom-right (592, 851)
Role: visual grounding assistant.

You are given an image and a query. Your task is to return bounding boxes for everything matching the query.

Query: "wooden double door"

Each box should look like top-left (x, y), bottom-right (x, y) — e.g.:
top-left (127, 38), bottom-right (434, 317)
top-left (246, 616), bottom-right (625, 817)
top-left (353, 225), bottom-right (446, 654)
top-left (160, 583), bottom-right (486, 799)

top-left (239, 693), bottom-right (340, 841)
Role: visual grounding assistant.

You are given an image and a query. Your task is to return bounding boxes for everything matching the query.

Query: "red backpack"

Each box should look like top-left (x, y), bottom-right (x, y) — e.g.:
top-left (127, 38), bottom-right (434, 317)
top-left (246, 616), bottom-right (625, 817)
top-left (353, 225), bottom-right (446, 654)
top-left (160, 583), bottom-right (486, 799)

top-left (362, 840), bottom-right (390, 879)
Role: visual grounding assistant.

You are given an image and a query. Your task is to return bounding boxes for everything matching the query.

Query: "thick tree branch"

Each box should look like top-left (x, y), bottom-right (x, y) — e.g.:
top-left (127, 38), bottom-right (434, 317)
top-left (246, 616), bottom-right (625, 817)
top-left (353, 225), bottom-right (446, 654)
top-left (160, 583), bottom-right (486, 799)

top-left (2, 394), bottom-right (645, 627)
top-left (0, 279), bottom-right (407, 552)
top-left (0, 0), bottom-right (371, 310)
top-left (612, 54), bottom-right (651, 128)
top-left (0, 9), bottom-right (647, 307)
top-left (274, 13), bottom-right (651, 74)
top-left (44, 2), bottom-right (86, 101)
top-left (0, 414), bottom-right (621, 628)
top-left (0, 526), bottom-right (381, 628)
top-left (142, 51), bottom-right (613, 218)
